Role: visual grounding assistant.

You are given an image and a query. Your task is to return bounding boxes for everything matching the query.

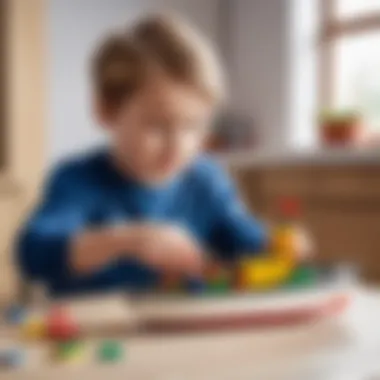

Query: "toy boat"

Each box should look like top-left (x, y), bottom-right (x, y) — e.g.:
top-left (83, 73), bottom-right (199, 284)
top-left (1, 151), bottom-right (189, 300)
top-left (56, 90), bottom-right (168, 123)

top-left (132, 266), bottom-right (355, 333)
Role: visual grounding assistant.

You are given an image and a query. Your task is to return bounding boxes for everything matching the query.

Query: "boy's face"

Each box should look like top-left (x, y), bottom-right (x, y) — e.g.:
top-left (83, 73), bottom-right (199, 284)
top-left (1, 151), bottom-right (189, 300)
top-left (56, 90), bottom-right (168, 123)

top-left (102, 76), bottom-right (214, 184)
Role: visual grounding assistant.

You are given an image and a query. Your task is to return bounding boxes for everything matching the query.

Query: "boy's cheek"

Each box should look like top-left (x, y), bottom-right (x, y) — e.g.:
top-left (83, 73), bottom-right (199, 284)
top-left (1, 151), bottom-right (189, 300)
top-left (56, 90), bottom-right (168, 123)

top-left (152, 134), bottom-right (202, 169)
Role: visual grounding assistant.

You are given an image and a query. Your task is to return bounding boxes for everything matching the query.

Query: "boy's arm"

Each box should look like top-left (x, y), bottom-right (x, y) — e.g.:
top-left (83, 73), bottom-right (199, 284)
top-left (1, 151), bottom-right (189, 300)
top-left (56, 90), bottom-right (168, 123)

top-left (16, 166), bottom-right (85, 282)
top-left (207, 164), bottom-right (268, 259)
top-left (16, 166), bottom-right (138, 282)
top-left (16, 165), bottom-right (203, 281)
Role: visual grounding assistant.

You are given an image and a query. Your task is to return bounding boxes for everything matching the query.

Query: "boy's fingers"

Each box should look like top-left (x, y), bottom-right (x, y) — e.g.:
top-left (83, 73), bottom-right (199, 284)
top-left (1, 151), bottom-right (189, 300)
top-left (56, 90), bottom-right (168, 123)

top-left (183, 248), bottom-right (204, 275)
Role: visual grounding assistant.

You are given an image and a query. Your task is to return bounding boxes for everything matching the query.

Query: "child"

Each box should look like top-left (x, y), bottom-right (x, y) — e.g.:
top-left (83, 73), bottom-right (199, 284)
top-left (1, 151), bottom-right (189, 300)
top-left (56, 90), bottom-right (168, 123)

top-left (17, 15), bottom-right (273, 296)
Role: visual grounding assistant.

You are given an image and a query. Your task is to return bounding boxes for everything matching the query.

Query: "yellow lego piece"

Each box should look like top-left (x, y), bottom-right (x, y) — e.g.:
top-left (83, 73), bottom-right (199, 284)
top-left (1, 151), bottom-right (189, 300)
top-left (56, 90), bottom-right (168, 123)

top-left (271, 226), bottom-right (297, 261)
top-left (52, 341), bottom-right (88, 365)
top-left (238, 257), bottom-right (293, 289)
top-left (22, 317), bottom-right (46, 341)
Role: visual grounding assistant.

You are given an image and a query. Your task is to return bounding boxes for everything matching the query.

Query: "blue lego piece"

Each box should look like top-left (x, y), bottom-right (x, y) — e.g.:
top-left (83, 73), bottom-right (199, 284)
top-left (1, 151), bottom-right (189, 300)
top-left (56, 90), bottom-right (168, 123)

top-left (5, 305), bottom-right (26, 325)
top-left (0, 349), bottom-right (25, 369)
top-left (7, 350), bottom-right (25, 368)
top-left (186, 278), bottom-right (206, 295)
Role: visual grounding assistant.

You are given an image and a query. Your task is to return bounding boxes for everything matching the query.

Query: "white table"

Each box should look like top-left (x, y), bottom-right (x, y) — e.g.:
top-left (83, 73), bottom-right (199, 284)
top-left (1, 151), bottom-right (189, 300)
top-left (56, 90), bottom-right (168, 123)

top-left (2, 286), bottom-right (380, 380)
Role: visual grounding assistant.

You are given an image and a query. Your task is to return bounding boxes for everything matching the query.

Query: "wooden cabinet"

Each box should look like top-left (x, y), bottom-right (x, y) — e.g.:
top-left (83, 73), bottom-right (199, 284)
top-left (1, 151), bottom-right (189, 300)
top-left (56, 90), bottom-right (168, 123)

top-left (233, 164), bottom-right (380, 282)
top-left (0, 0), bottom-right (6, 168)
top-left (0, 184), bottom-right (23, 302)
top-left (0, 0), bottom-right (46, 302)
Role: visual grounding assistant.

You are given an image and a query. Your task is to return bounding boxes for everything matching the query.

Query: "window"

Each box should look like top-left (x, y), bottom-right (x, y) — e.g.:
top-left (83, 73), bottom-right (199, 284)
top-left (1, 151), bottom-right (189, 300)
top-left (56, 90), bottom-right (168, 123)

top-left (337, 0), bottom-right (380, 19)
top-left (320, 0), bottom-right (380, 131)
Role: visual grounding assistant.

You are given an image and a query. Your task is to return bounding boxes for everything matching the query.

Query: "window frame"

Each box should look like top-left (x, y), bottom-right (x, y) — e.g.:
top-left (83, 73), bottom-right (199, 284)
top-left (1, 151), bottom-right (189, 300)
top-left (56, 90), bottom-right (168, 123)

top-left (319, 0), bottom-right (380, 107)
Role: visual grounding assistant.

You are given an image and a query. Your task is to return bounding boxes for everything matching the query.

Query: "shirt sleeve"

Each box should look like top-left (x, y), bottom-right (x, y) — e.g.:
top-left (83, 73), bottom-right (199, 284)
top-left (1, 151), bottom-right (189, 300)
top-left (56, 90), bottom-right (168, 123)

top-left (206, 163), bottom-right (268, 260)
top-left (16, 165), bottom-right (90, 282)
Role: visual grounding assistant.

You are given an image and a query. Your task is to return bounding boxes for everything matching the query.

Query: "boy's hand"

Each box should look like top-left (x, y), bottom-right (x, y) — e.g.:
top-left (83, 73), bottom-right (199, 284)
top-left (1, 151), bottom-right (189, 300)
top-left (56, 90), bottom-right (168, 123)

top-left (70, 224), bottom-right (204, 275)
top-left (129, 224), bottom-right (205, 275)
top-left (293, 226), bottom-right (314, 261)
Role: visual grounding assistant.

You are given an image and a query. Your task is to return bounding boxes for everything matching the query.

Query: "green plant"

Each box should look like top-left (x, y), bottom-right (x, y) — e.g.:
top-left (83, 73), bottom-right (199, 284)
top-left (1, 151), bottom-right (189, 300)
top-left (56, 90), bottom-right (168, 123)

top-left (318, 109), bottom-right (361, 125)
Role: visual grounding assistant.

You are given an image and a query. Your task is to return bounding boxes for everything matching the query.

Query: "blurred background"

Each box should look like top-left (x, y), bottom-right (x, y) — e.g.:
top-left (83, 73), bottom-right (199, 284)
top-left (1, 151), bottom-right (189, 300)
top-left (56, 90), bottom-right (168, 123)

top-left (2, 0), bottom-right (380, 299)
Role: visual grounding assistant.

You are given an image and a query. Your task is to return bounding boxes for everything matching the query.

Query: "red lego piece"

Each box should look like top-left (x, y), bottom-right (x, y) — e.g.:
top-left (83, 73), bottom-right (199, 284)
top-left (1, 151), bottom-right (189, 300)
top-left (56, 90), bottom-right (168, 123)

top-left (47, 307), bottom-right (79, 341)
top-left (278, 198), bottom-right (301, 219)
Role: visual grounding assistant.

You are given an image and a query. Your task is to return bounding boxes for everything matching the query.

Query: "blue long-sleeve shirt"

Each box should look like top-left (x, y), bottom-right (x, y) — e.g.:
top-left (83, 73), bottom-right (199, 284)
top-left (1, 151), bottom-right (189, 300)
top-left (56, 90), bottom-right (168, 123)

top-left (16, 150), bottom-right (267, 296)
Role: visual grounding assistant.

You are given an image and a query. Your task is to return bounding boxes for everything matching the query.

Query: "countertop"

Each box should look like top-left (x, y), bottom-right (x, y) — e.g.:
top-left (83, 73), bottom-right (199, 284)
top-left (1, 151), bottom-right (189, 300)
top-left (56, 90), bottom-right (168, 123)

top-left (219, 147), bottom-right (380, 168)
top-left (2, 287), bottom-right (380, 380)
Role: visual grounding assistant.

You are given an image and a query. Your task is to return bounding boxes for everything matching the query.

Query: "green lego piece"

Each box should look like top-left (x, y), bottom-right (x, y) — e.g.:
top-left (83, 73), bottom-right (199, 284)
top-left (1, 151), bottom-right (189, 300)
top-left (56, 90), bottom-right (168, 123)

top-left (287, 265), bottom-right (319, 288)
top-left (98, 340), bottom-right (124, 363)
top-left (55, 340), bottom-right (85, 361)
top-left (205, 277), bottom-right (230, 295)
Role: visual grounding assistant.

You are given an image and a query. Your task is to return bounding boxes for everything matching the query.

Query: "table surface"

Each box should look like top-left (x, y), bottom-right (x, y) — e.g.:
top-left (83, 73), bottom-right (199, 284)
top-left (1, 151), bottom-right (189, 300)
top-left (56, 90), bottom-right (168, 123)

top-left (1, 286), bottom-right (380, 380)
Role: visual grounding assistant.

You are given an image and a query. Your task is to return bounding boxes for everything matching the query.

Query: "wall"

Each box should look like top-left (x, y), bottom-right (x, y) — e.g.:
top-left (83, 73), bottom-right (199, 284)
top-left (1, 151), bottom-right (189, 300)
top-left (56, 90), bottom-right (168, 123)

top-left (228, 0), bottom-right (317, 150)
top-left (48, 0), bottom-right (221, 165)
top-left (228, 0), bottom-right (289, 149)
top-left (48, 0), bottom-right (318, 165)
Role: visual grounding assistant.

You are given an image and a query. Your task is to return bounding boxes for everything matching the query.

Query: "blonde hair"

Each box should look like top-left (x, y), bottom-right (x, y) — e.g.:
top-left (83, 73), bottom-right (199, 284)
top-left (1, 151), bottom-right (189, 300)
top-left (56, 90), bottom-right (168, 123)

top-left (92, 14), bottom-right (225, 113)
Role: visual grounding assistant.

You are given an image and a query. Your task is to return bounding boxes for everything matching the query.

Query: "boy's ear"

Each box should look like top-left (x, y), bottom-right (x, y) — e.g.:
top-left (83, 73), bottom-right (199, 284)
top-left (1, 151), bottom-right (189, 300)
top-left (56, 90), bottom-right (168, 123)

top-left (93, 96), bottom-right (114, 128)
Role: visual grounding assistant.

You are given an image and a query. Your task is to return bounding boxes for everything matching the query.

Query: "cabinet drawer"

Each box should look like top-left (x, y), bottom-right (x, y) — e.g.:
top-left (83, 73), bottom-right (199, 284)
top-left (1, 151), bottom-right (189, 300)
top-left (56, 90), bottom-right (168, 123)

top-left (313, 167), bottom-right (380, 199)
top-left (260, 169), bottom-right (316, 197)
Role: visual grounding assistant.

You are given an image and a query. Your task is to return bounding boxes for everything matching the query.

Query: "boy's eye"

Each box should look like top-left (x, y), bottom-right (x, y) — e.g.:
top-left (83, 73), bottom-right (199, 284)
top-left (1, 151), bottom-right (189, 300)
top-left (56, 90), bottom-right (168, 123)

top-left (146, 121), bottom-right (162, 129)
top-left (181, 116), bottom-right (208, 131)
top-left (145, 119), bottom-right (203, 133)
top-left (144, 120), bottom-right (166, 131)
top-left (182, 121), bottom-right (204, 134)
